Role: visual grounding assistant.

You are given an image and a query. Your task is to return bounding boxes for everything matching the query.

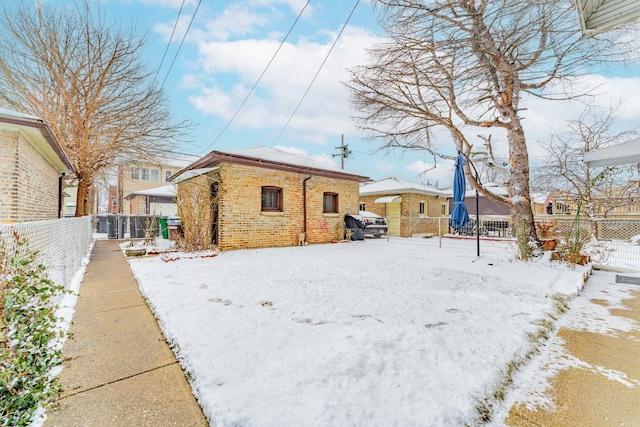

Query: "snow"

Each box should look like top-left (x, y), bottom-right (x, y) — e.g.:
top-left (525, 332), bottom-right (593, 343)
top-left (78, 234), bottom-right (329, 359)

top-left (126, 184), bottom-right (176, 198)
top-left (488, 270), bottom-right (640, 421)
top-left (360, 177), bottom-right (448, 197)
top-left (220, 146), bottom-right (362, 177)
top-left (31, 239), bottom-right (95, 427)
top-left (126, 237), bottom-right (592, 426)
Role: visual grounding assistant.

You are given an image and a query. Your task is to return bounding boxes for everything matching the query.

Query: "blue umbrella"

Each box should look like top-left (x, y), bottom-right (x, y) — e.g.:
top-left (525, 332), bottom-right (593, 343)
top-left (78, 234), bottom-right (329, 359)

top-left (451, 154), bottom-right (470, 229)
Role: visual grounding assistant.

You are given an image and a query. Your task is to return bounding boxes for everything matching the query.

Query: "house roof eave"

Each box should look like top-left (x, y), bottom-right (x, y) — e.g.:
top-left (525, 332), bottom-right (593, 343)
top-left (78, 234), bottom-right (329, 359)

top-left (0, 112), bottom-right (74, 174)
top-left (175, 150), bottom-right (369, 183)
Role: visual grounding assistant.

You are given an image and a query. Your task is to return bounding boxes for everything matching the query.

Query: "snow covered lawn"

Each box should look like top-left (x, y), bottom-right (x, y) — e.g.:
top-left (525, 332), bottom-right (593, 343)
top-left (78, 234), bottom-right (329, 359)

top-left (128, 237), bottom-right (589, 426)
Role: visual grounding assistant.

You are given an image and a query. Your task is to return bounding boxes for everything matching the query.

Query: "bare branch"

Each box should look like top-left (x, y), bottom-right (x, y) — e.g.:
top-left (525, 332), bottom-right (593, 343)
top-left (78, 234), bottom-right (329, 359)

top-left (0, 0), bottom-right (192, 215)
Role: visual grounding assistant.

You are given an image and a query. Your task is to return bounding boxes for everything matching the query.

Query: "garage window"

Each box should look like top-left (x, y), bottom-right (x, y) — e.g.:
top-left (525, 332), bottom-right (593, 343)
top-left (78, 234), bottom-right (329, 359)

top-left (323, 192), bottom-right (338, 213)
top-left (262, 186), bottom-right (283, 211)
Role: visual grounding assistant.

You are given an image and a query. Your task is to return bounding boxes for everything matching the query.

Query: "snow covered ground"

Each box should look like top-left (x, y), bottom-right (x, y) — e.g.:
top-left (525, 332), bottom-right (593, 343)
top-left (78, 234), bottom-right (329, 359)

top-left (127, 237), bottom-right (593, 426)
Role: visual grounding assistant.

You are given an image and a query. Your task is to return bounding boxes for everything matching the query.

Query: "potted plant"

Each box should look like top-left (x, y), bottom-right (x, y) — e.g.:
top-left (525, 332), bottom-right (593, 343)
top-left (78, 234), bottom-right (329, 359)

top-left (537, 221), bottom-right (558, 251)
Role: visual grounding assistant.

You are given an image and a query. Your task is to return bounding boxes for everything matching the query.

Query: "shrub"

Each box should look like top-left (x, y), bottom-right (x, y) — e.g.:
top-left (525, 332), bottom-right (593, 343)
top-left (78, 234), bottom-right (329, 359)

top-left (0, 233), bottom-right (66, 426)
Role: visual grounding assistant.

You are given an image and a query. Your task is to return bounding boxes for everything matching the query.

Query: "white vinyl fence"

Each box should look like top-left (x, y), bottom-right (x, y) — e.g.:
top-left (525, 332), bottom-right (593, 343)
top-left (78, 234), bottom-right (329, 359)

top-left (0, 216), bottom-right (94, 290)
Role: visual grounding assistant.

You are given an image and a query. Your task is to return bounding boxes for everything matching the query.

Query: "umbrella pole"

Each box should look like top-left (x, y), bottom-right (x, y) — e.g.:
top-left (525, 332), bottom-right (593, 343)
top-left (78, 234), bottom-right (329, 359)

top-left (475, 189), bottom-right (480, 257)
top-left (459, 151), bottom-right (482, 257)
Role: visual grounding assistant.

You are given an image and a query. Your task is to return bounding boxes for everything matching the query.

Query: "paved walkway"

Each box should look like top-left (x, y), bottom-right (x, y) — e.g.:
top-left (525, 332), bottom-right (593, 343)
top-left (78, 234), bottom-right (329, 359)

top-left (504, 269), bottom-right (640, 426)
top-left (45, 240), bottom-right (208, 427)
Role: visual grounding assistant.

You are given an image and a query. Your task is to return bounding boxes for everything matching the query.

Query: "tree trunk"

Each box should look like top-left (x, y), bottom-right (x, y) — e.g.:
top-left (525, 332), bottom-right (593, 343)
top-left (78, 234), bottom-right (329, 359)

top-left (507, 119), bottom-right (539, 253)
top-left (75, 176), bottom-right (92, 217)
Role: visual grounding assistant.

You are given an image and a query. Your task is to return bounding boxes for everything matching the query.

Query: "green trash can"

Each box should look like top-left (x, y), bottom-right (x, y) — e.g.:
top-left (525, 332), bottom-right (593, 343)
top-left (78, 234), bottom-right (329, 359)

top-left (158, 217), bottom-right (169, 239)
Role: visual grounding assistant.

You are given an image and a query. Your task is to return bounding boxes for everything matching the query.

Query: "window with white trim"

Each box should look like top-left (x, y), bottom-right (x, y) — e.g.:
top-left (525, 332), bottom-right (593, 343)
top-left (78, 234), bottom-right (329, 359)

top-left (130, 166), bottom-right (160, 182)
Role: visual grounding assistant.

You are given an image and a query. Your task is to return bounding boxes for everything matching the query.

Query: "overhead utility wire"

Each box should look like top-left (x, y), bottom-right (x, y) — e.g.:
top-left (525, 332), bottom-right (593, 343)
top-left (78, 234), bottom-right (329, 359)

top-left (160, 0), bottom-right (202, 91)
top-left (200, 0), bottom-right (311, 154)
top-left (153, 0), bottom-right (186, 86)
top-left (271, 0), bottom-right (361, 145)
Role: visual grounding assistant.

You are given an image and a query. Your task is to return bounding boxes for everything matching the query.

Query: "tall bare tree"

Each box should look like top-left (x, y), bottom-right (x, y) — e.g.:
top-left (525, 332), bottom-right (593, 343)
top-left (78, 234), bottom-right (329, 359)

top-left (347, 0), bottom-right (636, 255)
top-left (534, 105), bottom-right (638, 218)
top-left (0, 1), bottom-right (190, 216)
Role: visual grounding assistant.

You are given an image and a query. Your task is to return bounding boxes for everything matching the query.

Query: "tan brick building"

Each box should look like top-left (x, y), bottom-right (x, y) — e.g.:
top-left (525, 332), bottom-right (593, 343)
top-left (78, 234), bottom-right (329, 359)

top-left (359, 177), bottom-right (449, 237)
top-left (171, 147), bottom-right (369, 251)
top-left (106, 156), bottom-right (196, 215)
top-left (0, 108), bottom-right (74, 223)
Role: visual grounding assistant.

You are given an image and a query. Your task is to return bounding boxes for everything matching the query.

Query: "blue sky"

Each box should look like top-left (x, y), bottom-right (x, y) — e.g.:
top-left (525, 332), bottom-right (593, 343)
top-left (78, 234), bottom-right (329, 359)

top-left (79, 1), bottom-right (640, 186)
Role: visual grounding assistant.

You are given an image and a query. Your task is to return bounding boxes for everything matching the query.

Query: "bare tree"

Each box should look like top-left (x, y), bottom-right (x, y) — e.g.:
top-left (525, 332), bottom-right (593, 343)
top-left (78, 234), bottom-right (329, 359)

top-left (0, 1), bottom-right (190, 216)
top-left (346, 0), bottom-right (636, 256)
top-left (535, 105), bottom-right (638, 218)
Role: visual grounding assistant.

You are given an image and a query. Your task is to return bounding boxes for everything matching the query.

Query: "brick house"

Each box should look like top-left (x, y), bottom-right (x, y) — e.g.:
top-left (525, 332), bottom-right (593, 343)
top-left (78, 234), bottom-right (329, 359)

top-left (359, 177), bottom-right (449, 237)
top-left (171, 147), bottom-right (369, 251)
top-left (0, 108), bottom-right (74, 223)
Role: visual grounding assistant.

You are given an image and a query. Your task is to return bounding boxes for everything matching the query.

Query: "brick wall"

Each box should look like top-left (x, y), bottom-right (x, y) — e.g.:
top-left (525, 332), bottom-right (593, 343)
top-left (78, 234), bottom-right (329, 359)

top-left (359, 195), bottom-right (386, 217)
top-left (0, 129), bottom-right (60, 223)
top-left (216, 163), bottom-right (360, 251)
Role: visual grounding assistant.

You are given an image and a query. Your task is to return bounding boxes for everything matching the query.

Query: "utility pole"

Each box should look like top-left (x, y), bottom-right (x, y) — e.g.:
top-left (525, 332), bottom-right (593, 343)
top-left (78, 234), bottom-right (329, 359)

top-left (333, 134), bottom-right (352, 169)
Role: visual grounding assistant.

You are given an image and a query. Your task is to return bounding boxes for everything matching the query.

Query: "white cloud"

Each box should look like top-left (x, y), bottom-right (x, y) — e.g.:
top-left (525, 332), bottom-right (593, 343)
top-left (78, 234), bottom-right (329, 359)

top-left (406, 159), bottom-right (455, 189)
top-left (187, 25), bottom-right (382, 144)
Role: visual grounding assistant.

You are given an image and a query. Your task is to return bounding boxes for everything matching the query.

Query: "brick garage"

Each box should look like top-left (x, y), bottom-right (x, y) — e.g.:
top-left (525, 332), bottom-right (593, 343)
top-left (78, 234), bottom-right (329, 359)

top-left (359, 177), bottom-right (449, 237)
top-left (173, 147), bottom-right (368, 251)
top-left (0, 109), bottom-right (73, 223)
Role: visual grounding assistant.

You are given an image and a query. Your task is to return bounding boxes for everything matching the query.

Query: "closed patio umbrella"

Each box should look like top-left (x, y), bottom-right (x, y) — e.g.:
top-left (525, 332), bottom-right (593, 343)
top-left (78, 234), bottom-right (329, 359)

top-left (451, 154), bottom-right (470, 229)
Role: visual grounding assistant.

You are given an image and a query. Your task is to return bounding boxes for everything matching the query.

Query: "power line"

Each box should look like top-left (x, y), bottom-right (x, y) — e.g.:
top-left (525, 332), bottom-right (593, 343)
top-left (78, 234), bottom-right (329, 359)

top-left (199, 0), bottom-right (311, 155)
top-left (160, 0), bottom-right (202, 91)
top-left (271, 0), bottom-right (361, 145)
top-left (153, 0), bottom-right (186, 86)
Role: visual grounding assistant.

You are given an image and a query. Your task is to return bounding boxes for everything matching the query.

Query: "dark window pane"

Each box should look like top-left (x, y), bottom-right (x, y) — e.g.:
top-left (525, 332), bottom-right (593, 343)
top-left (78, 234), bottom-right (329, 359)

top-left (262, 187), bottom-right (282, 211)
top-left (323, 193), bottom-right (338, 213)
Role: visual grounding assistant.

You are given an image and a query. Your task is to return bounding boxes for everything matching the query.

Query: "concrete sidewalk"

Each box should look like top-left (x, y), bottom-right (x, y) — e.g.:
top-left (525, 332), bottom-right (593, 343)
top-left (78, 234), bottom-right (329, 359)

top-left (504, 270), bottom-right (640, 426)
top-left (45, 240), bottom-right (208, 427)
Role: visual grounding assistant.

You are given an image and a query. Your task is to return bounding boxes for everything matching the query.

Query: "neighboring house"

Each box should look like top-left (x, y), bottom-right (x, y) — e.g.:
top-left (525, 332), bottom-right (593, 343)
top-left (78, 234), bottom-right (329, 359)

top-left (114, 157), bottom-right (193, 215)
top-left (0, 108), bottom-right (74, 223)
top-left (125, 184), bottom-right (177, 216)
top-left (446, 182), bottom-right (512, 216)
top-left (170, 146), bottom-right (368, 251)
top-left (359, 177), bottom-right (450, 237)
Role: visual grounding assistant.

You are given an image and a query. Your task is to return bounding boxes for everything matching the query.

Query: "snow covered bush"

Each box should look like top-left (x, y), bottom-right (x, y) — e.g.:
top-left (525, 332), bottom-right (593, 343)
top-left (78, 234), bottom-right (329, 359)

top-left (0, 233), bottom-right (66, 425)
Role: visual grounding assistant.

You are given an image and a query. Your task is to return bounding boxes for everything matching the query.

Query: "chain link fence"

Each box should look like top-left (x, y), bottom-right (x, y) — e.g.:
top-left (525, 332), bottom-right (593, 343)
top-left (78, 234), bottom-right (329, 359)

top-left (395, 215), bottom-right (639, 268)
top-left (0, 216), bottom-right (94, 290)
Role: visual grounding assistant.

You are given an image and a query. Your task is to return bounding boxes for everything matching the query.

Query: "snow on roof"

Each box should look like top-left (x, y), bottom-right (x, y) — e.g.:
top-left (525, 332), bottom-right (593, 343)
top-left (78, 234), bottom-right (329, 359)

top-left (170, 167), bottom-right (217, 183)
top-left (126, 184), bottom-right (176, 198)
top-left (221, 146), bottom-right (358, 175)
top-left (360, 177), bottom-right (449, 197)
top-left (465, 182), bottom-right (509, 198)
top-left (0, 107), bottom-right (43, 122)
top-left (531, 192), bottom-right (550, 204)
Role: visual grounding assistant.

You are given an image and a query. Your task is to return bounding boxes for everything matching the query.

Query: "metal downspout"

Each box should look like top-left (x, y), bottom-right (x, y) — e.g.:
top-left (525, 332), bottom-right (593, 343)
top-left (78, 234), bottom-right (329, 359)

top-left (303, 175), bottom-right (312, 241)
top-left (58, 173), bottom-right (65, 218)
